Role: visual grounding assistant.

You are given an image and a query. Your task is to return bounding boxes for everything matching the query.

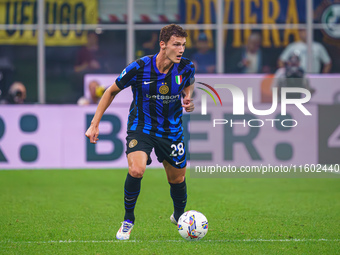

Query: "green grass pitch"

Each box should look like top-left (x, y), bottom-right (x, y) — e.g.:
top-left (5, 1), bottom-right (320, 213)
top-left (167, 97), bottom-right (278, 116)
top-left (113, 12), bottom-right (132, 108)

top-left (0, 169), bottom-right (339, 254)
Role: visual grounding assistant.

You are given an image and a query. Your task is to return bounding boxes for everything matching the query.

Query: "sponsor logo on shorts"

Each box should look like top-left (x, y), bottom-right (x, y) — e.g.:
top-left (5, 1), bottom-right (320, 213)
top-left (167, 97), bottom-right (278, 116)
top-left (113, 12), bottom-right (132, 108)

top-left (129, 139), bottom-right (138, 148)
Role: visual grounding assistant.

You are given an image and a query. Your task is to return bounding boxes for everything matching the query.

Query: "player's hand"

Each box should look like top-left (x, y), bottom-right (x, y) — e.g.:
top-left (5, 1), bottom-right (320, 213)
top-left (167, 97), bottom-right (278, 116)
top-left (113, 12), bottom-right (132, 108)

top-left (85, 125), bottom-right (99, 144)
top-left (182, 98), bottom-right (194, 112)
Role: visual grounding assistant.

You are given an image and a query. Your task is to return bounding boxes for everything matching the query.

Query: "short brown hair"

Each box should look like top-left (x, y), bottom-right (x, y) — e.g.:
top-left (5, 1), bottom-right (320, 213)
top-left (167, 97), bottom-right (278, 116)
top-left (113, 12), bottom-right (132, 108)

top-left (159, 24), bottom-right (187, 44)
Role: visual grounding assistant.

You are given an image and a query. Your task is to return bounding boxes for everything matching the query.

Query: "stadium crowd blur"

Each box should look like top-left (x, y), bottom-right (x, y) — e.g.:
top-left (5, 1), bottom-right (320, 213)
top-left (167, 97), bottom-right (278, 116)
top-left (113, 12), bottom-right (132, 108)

top-left (72, 31), bottom-right (110, 102)
top-left (274, 51), bottom-right (315, 100)
top-left (77, 80), bottom-right (105, 106)
top-left (278, 29), bottom-right (332, 73)
top-left (0, 27), bottom-right (339, 104)
top-left (0, 81), bottom-right (27, 104)
top-left (191, 33), bottom-right (216, 74)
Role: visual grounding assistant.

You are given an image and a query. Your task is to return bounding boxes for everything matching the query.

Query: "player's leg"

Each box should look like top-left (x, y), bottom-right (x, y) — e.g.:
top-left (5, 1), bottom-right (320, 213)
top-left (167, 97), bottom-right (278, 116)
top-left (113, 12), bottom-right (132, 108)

top-left (154, 135), bottom-right (187, 223)
top-left (116, 151), bottom-right (147, 240)
top-left (117, 132), bottom-right (153, 240)
top-left (124, 151), bottom-right (148, 222)
top-left (123, 132), bottom-right (153, 224)
top-left (163, 160), bottom-right (187, 223)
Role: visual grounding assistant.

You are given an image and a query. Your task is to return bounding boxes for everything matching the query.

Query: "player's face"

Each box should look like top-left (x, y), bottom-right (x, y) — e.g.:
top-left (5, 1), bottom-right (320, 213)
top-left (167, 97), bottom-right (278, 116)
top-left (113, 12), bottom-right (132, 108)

top-left (164, 36), bottom-right (186, 63)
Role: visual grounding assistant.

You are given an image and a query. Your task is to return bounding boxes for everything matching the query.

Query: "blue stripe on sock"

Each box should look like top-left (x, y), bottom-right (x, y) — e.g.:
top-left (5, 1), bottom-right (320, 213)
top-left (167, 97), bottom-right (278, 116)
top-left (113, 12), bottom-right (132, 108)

top-left (124, 201), bottom-right (136, 205)
top-left (124, 188), bottom-right (140, 195)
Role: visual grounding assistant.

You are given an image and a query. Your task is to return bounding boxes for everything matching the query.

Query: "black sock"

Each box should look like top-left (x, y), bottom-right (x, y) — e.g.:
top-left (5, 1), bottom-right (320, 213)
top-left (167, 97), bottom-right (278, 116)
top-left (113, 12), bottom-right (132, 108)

top-left (169, 179), bottom-right (187, 221)
top-left (124, 173), bottom-right (142, 223)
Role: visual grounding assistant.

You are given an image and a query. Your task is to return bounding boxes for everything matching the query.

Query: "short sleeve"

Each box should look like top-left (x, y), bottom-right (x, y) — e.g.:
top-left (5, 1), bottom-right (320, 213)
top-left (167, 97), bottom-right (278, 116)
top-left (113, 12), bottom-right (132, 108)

top-left (115, 61), bottom-right (140, 90)
top-left (185, 62), bottom-right (196, 87)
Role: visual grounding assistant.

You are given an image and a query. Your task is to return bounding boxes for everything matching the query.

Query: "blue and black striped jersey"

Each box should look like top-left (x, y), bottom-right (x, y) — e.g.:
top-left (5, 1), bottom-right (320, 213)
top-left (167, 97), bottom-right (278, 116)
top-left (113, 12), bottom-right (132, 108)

top-left (115, 54), bottom-right (195, 139)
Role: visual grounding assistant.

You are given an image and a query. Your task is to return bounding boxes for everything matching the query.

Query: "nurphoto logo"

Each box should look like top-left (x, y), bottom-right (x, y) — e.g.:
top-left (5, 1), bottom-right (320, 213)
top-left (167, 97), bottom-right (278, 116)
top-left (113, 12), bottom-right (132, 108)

top-left (198, 83), bottom-right (312, 128)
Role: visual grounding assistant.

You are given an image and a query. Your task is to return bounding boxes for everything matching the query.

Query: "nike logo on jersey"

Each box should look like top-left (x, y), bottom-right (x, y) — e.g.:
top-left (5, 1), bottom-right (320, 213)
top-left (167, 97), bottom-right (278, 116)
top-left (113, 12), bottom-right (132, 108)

top-left (175, 160), bottom-right (185, 165)
top-left (144, 81), bottom-right (153, 85)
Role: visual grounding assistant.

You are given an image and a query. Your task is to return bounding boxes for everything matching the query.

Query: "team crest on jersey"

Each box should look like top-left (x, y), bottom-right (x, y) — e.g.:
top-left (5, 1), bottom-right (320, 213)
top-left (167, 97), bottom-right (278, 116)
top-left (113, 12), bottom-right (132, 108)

top-left (129, 139), bottom-right (138, 148)
top-left (159, 83), bottom-right (169, 94)
top-left (175, 75), bottom-right (182, 84)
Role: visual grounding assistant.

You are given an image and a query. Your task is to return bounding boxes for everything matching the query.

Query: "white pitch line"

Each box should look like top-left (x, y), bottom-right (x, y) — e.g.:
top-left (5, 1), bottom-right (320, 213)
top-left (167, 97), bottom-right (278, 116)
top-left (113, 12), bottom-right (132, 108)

top-left (0, 239), bottom-right (339, 244)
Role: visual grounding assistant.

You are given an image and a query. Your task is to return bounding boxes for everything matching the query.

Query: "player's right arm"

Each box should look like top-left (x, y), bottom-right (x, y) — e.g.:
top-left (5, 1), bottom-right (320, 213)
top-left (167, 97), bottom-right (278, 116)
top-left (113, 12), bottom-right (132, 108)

top-left (85, 83), bottom-right (121, 144)
top-left (85, 59), bottom-right (142, 143)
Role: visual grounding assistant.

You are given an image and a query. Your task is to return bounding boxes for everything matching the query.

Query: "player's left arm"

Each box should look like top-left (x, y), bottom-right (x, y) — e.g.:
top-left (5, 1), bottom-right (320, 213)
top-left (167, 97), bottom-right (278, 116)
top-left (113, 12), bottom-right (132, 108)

top-left (182, 79), bottom-right (195, 112)
top-left (182, 62), bottom-right (195, 112)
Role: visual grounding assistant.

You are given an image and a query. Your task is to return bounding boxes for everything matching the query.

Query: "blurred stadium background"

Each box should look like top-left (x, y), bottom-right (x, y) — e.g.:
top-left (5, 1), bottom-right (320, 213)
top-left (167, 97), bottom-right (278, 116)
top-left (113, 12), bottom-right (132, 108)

top-left (0, 0), bottom-right (340, 254)
top-left (1, 0), bottom-right (339, 169)
top-left (0, 0), bottom-right (340, 104)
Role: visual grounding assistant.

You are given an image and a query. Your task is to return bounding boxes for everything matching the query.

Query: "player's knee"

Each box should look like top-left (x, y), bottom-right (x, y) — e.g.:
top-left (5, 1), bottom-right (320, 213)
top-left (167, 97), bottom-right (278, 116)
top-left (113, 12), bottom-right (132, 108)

top-left (128, 165), bottom-right (145, 178)
top-left (168, 175), bottom-right (185, 184)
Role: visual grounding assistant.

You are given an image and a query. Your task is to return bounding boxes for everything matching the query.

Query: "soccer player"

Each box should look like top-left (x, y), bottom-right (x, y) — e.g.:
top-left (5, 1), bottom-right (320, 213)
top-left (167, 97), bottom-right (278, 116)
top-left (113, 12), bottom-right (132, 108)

top-left (85, 24), bottom-right (195, 240)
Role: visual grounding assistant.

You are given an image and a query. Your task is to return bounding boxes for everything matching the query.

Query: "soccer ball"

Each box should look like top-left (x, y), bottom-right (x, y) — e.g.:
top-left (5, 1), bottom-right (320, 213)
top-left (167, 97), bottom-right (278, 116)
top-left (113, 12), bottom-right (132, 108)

top-left (177, 210), bottom-right (208, 241)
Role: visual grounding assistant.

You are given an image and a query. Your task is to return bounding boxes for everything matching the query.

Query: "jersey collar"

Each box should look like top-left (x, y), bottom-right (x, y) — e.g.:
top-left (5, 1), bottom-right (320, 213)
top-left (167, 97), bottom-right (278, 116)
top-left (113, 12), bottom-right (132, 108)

top-left (153, 54), bottom-right (175, 77)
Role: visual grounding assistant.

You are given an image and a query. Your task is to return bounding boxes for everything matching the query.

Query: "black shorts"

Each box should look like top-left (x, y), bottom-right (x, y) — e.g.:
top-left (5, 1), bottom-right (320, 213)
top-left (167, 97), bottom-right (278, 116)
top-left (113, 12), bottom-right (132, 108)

top-left (125, 131), bottom-right (186, 169)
